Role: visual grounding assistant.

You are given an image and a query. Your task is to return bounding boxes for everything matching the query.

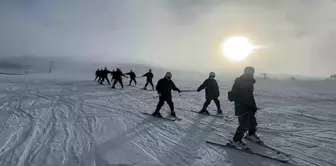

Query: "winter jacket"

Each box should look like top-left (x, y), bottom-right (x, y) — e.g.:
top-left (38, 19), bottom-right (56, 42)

top-left (156, 78), bottom-right (181, 100)
top-left (101, 69), bottom-right (111, 77)
top-left (143, 72), bottom-right (154, 81)
top-left (197, 78), bottom-right (220, 100)
top-left (125, 72), bottom-right (136, 79)
top-left (114, 70), bottom-right (126, 80)
top-left (230, 75), bottom-right (257, 116)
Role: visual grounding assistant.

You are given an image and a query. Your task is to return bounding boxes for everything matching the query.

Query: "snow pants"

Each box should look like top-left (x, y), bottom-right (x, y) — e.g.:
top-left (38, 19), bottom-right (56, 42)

top-left (144, 79), bottom-right (154, 90)
top-left (154, 96), bottom-right (175, 114)
top-left (129, 78), bottom-right (137, 86)
top-left (202, 98), bottom-right (221, 111)
top-left (112, 79), bottom-right (123, 89)
top-left (233, 111), bottom-right (257, 142)
top-left (100, 76), bottom-right (110, 85)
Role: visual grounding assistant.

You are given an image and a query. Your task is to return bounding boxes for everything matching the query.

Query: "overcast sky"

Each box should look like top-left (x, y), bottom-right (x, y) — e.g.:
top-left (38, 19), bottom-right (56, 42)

top-left (1, 0), bottom-right (335, 76)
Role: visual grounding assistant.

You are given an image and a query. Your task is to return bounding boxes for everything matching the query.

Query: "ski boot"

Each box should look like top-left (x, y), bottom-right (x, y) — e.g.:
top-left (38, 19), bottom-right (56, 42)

top-left (111, 86), bottom-right (116, 89)
top-left (246, 134), bottom-right (262, 144)
top-left (230, 140), bottom-right (248, 150)
top-left (199, 109), bottom-right (210, 115)
top-left (170, 111), bottom-right (176, 117)
top-left (151, 111), bottom-right (163, 118)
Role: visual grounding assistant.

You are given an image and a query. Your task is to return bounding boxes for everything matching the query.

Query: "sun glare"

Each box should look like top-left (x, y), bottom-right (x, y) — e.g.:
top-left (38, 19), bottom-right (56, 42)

top-left (221, 36), bottom-right (254, 62)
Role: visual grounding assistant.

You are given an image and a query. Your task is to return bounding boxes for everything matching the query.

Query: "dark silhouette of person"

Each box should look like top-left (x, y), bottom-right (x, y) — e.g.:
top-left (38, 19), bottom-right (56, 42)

top-left (142, 69), bottom-right (154, 90)
top-left (197, 72), bottom-right (222, 114)
top-left (111, 68), bottom-right (127, 89)
top-left (125, 70), bottom-right (137, 86)
top-left (152, 72), bottom-right (181, 118)
top-left (95, 68), bottom-right (100, 81)
top-left (100, 67), bottom-right (111, 85)
top-left (228, 66), bottom-right (260, 149)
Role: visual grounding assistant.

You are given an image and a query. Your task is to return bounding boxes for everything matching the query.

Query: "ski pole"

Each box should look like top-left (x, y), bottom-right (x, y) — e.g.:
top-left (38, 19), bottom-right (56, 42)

top-left (181, 90), bottom-right (197, 92)
top-left (147, 95), bottom-right (159, 104)
top-left (211, 112), bottom-right (248, 132)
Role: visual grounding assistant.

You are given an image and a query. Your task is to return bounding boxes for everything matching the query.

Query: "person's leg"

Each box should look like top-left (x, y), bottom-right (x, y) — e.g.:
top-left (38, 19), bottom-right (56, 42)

top-left (149, 80), bottom-right (154, 90)
top-left (119, 79), bottom-right (124, 89)
top-left (106, 77), bottom-right (111, 85)
top-left (233, 113), bottom-right (249, 142)
top-left (166, 98), bottom-right (175, 116)
top-left (213, 98), bottom-right (222, 113)
top-left (111, 79), bottom-right (118, 88)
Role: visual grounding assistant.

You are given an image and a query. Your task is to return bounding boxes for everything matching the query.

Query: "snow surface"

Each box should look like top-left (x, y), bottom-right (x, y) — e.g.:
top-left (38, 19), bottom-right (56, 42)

top-left (0, 73), bottom-right (335, 166)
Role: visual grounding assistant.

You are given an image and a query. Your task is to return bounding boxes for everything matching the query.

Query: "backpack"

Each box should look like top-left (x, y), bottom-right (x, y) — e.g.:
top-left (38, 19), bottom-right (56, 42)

top-left (228, 80), bottom-right (239, 102)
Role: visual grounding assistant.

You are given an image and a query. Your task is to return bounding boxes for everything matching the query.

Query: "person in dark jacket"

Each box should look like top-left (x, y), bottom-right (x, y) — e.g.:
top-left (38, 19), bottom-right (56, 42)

top-left (95, 68), bottom-right (100, 81)
top-left (100, 67), bottom-right (111, 85)
top-left (125, 70), bottom-right (137, 86)
top-left (197, 72), bottom-right (222, 114)
top-left (110, 69), bottom-right (116, 82)
top-left (152, 72), bottom-right (181, 117)
top-left (229, 66), bottom-right (260, 149)
top-left (142, 69), bottom-right (154, 90)
top-left (111, 68), bottom-right (127, 89)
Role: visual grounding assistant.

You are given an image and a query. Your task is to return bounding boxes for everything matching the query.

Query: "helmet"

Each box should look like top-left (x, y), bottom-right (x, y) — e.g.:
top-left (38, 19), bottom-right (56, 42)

top-left (149, 69), bottom-right (152, 72)
top-left (165, 72), bottom-right (172, 78)
top-left (244, 66), bottom-right (255, 74)
top-left (209, 72), bottom-right (216, 78)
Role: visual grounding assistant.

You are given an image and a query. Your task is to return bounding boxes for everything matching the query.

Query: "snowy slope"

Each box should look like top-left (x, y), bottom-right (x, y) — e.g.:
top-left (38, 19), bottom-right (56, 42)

top-left (0, 73), bottom-right (335, 166)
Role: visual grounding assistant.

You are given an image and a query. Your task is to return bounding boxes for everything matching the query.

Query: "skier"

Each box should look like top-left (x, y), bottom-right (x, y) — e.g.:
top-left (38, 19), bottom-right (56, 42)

top-left (100, 67), bottom-right (111, 85)
top-left (125, 70), bottom-right (137, 86)
top-left (111, 68), bottom-right (127, 89)
top-left (197, 72), bottom-right (222, 114)
top-left (228, 66), bottom-right (260, 149)
top-left (95, 68), bottom-right (100, 81)
top-left (152, 72), bottom-right (181, 117)
top-left (97, 68), bottom-right (103, 83)
top-left (142, 69), bottom-right (154, 90)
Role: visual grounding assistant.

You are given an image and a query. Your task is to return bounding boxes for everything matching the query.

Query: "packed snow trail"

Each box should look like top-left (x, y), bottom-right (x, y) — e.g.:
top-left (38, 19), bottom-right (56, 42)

top-left (0, 74), bottom-right (335, 166)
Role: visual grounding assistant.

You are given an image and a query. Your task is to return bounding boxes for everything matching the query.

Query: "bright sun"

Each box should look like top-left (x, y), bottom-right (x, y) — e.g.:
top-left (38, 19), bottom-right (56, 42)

top-left (221, 36), bottom-right (254, 61)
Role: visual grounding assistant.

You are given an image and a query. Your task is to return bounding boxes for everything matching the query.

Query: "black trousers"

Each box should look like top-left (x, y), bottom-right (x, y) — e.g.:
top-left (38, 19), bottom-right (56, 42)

top-left (100, 76), bottom-right (110, 85)
top-left (233, 111), bottom-right (258, 142)
top-left (129, 78), bottom-right (137, 85)
top-left (202, 98), bottom-right (221, 110)
top-left (154, 96), bottom-right (174, 113)
top-left (144, 80), bottom-right (154, 89)
top-left (112, 79), bottom-right (123, 89)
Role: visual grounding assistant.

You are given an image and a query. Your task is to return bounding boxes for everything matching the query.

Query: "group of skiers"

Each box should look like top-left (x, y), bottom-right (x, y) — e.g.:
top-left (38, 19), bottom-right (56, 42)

top-left (95, 68), bottom-right (155, 90)
top-left (94, 66), bottom-right (260, 149)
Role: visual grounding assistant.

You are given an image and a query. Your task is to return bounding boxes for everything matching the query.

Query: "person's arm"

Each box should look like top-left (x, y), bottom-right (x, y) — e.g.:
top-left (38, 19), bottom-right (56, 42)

top-left (156, 80), bottom-right (162, 93)
top-left (197, 80), bottom-right (207, 92)
top-left (171, 81), bottom-right (181, 93)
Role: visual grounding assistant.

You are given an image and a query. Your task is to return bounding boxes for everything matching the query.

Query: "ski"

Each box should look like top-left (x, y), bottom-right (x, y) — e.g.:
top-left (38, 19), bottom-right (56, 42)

top-left (142, 112), bottom-right (176, 121)
top-left (206, 140), bottom-right (289, 163)
top-left (140, 88), bottom-right (155, 91)
top-left (190, 110), bottom-right (226, 118)
top-left (244, 137), bottom-right (291, 157)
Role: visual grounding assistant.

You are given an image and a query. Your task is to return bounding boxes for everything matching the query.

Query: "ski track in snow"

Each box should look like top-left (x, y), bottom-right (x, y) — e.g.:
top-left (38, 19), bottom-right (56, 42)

top-left (0, 75), bottom-right (335, 166)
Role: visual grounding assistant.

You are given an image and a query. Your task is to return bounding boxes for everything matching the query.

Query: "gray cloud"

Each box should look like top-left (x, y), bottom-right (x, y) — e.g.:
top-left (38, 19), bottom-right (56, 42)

top-left (1, 0), bottom-right (335, 76)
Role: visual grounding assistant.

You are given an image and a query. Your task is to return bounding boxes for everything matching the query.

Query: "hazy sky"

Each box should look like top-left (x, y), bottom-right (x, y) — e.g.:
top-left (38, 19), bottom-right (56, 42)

top-left (1, 0), bottom-right (336, 76)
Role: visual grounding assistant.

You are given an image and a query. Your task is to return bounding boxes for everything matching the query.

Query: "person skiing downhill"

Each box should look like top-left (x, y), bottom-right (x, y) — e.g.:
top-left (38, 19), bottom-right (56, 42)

top-left (125, 70), bottom-right (137, 86)
top-left (142, 69), bottom-right (154, 90)
top-left (95, 68), bottom-right (100, 81)
top-left (197, 72), bottom-right (222, 114)
top-left (228, 66), bottom-right (260, 149)
top-left (111, 68), bottom-right (127, 89)
top-left (152, 72), bottom-right (181, 118)
top-left (100, 67), bottom-right (111, 85)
